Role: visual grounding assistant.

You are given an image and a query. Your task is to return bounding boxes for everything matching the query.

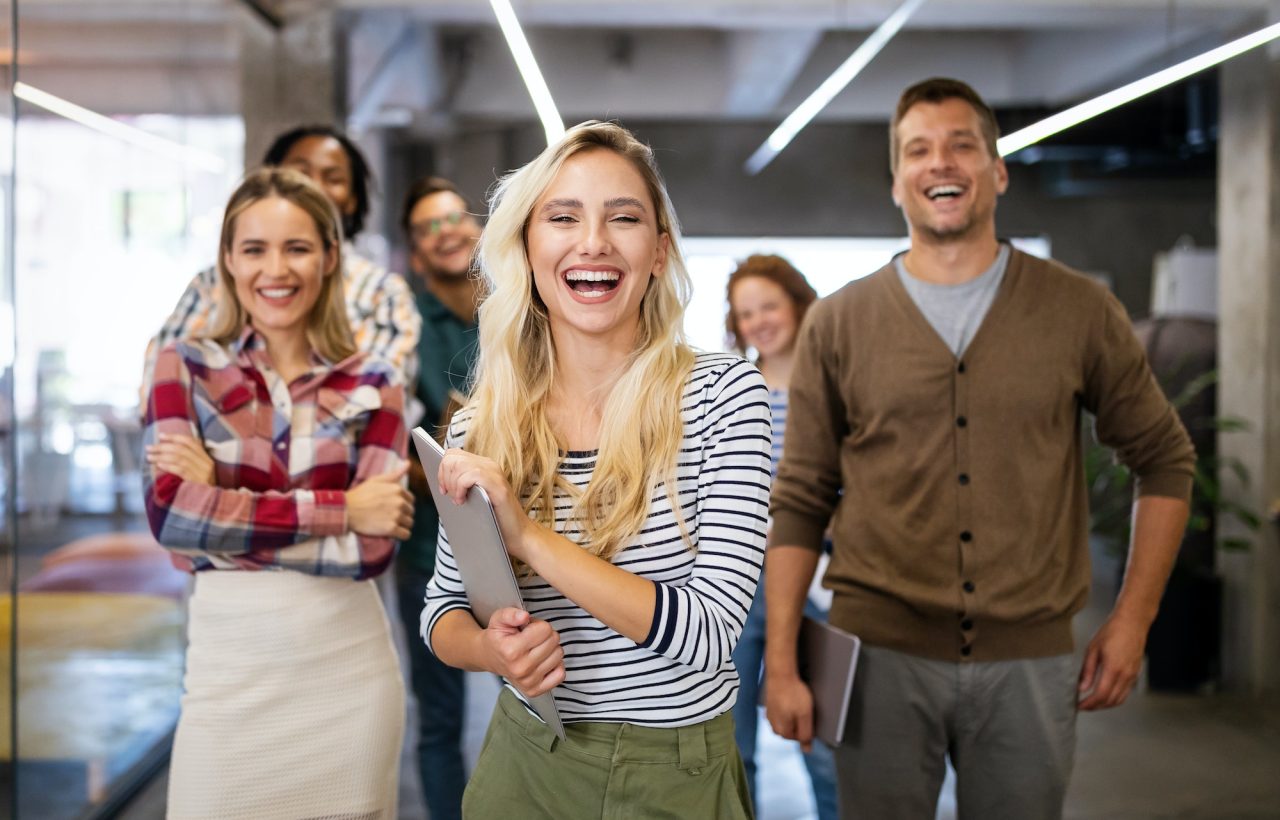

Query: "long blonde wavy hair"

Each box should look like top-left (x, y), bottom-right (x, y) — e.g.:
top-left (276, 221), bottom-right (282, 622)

top-left (467, 121), bottom-right (696, 561)
top-left (207, 167), bottom-right (355, 363)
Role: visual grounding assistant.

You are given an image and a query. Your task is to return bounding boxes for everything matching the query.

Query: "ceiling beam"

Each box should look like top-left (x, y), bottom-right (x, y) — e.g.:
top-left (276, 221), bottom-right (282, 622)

top-left (348, 21), bottom-right (423, 132)
top-left (723, 29), bottom-right (822, 117)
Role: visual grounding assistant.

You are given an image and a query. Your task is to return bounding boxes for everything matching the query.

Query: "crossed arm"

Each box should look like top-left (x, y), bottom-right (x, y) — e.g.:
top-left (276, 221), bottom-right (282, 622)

top-left (143, 346), bottom-right (413, 578)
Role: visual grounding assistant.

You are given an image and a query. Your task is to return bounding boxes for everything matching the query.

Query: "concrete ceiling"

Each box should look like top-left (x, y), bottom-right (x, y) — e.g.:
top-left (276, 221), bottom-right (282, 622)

top-left (4, 0), bottom-right (1274, 132)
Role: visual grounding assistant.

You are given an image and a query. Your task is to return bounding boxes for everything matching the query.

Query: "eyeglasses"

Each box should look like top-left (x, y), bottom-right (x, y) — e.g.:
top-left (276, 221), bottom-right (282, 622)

top-left (410, 211), bottom-right (468, 241)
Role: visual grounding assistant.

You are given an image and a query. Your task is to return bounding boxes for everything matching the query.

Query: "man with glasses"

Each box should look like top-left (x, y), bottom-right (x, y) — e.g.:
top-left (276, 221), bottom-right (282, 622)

top-left (142, 124), bottom-right (421, 399)
top-left (396, 176), bottom-right (483, 820)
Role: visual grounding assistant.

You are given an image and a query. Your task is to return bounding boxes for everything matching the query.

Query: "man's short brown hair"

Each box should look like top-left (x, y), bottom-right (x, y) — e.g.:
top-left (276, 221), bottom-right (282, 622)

top-left (890, 78), bottom-right (1000, 173)
top-left (400, 176), bottom-right (472, 234)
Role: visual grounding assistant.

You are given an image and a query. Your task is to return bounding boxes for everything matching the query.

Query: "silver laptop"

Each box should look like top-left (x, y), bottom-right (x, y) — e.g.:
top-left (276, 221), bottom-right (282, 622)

top-left (411, 427), bottom-right (566, 740)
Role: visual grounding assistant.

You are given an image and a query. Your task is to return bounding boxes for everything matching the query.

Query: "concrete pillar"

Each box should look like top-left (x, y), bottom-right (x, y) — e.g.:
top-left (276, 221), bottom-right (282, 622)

top-left (237, 5), bottom-right (342, 170)
top-left (1217, 43), bottom-right (1280, 695)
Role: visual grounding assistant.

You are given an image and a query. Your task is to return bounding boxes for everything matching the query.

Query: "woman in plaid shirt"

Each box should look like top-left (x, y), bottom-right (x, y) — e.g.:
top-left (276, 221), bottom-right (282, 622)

top-left (143, 167), bottom-right (413, 819)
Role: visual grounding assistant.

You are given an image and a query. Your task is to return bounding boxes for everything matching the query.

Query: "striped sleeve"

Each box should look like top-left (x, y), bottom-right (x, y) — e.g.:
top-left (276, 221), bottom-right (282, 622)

top-left (421, 522), bottom-right (470, 653)
top-left (142, 344), bottom-right (350, 556)
top-left (639, 359), bottom-right (772, 673)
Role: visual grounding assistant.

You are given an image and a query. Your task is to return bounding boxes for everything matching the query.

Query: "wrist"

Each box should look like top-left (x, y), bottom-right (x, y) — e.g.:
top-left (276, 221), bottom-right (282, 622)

top-left (511, 517), bottom-right (547, 568)
top-left (764, 649), bottom-right (800, 679)
top-left (469, 624), bottom-right (497, 675)
top-left (1111, 598), bottom-right (1158, 630)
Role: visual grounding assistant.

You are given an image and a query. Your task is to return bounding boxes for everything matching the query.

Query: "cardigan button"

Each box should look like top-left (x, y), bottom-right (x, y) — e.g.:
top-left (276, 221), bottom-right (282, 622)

top-left (959, 473), bottom-right (970, 485)
top-left (960, 531), bottom-right (973, 542)
top-left (963, 580), bottom-right (976, 593)
top-left (956, 416), bottom-right (968, 428)
top-left (961, 645), bottom-right (973, 657)
top-left (957, 361), bottom-right (966, 374)
top-left (961, 619), bottom-right (974, 631)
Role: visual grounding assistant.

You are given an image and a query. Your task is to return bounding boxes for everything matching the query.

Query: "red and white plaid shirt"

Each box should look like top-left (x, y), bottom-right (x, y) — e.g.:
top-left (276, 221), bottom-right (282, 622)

top-left (143, 327), bottom-right (406, 580)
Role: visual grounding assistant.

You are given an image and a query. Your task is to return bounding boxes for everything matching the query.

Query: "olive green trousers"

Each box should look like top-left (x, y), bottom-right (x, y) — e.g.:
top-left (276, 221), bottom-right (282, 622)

top-left (462, 689), bottom-right (754, 819)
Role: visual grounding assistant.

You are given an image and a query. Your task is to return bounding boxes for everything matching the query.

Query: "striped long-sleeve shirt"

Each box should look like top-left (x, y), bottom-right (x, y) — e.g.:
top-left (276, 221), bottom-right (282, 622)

top-left (140, 245), bottom-right (422, 405)
top-left (143, 328), bottom-right (407, 580)
top-left (422, 353), bottom-right (772, 727)
top-left (768, 387), bottom-right (788, 473)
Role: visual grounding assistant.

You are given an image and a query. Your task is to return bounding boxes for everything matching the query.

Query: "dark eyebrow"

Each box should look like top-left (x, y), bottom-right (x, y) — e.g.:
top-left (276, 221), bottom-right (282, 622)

top-left (606, 196), bottom-right (647, 211)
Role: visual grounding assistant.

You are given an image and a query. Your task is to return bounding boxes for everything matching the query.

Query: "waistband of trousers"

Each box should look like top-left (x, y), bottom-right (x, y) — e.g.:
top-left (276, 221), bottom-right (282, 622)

top-left (496, 688), bottom-right (735, 771)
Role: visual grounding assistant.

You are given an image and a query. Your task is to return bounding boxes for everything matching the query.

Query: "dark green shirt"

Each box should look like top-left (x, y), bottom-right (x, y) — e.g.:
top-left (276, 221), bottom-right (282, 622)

top-left (401, 287), bottom-right (478, 574)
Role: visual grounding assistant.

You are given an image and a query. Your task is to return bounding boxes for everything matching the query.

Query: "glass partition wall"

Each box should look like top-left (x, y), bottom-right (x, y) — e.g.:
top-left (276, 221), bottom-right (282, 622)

top-left (2, 0), bottom-right (16, 813)
top-left (4, 1), bottom-right (243, 816)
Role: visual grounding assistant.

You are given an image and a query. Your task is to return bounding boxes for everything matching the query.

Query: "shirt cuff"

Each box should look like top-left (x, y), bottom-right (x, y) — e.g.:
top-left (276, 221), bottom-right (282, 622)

top-left (422, 602), bottom-right (469, 656)
top-left (640, 583), bottom-right (677, 653)
top-left (302, 489), bottom-right (349, 537)
top-left (1134, 470), bottom-right (1194, 502)
top-left (767, 509), bottom-right (828, 552)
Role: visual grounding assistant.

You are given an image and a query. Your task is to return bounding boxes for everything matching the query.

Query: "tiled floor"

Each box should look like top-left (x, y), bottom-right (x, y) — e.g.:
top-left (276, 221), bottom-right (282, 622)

top-left (112, 559), bottom-right (1280, 820)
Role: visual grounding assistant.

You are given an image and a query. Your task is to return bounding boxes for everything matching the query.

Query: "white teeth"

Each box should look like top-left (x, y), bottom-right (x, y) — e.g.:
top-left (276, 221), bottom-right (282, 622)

top-left (564, 270), bottom-right (621, 282)
top-left (259, 287), bottom-right (296, 298)
top-left (577, 288), bottom-right (609, 299)
top-left (927, 184), bottom-right (964, 199)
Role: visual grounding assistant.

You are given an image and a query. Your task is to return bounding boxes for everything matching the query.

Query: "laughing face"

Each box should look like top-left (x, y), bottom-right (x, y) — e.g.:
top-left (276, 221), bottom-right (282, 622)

top-left (280, 135), bottom-right (357, 221)
top-left (408, 190), bottom-right (481, 280)
top-left (730, 276), bottom-right (799, 362)
top-left (527, 148), bottom-right (668, 348)
top-left (224, 196), bottom-right (336, 342)
top-left (891, 97), bottom-right (1008, 244)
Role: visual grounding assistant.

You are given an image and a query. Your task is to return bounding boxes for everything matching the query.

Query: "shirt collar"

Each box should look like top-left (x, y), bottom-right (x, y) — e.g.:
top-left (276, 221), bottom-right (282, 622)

top-left (417, 286), bottom-right (477, 327)
top-left (232, 324), bottom-right (347, 374)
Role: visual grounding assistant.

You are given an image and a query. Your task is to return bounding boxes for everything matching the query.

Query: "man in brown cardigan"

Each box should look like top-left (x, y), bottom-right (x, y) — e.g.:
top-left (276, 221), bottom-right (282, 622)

top-left (764, 78), bottom-right (1195, 819)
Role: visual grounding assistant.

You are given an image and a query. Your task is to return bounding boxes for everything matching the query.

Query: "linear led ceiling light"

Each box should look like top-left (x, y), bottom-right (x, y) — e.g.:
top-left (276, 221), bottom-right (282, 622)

top-left (745, 0), bottom-right (927, 175)
top-left (999, 20), bottom-right (1280, 157)
top-left (490, 0), bottom-right (564, 145)
top-left (13, 82), bottom-right (227, 174)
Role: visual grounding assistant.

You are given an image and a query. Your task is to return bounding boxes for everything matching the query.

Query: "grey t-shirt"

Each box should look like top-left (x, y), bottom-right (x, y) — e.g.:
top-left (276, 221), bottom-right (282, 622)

top-left (895, 243), bottom-right (1010, 357)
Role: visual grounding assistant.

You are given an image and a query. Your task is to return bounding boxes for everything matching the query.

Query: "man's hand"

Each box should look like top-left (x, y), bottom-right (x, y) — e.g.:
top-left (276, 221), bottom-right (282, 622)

top-left (764, 544), bottom-right (823, 753)
top-left (1077, 612), bottom-right (1148, 710)
top-left (1079, 495), bottom-right (1189, 710)
top-left (480, 607), bottom-right (566, 698)
top-left (765, 669), bottom-right (816, 753)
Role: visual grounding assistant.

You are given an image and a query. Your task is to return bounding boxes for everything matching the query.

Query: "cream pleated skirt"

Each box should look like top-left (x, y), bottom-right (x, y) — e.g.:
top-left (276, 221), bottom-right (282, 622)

top-left (167, 570), bottom-right (405, 820)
